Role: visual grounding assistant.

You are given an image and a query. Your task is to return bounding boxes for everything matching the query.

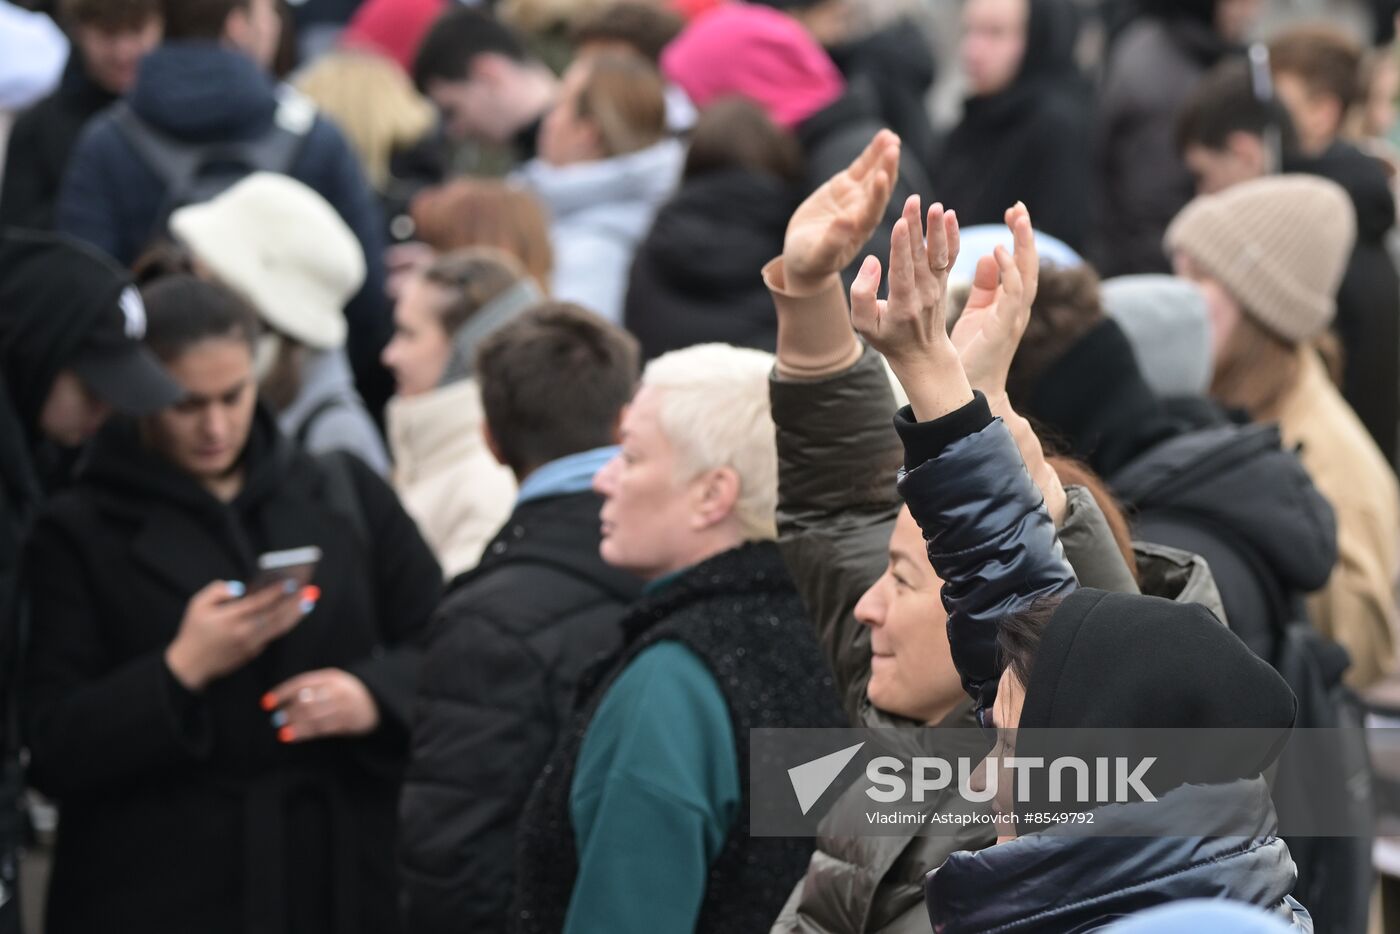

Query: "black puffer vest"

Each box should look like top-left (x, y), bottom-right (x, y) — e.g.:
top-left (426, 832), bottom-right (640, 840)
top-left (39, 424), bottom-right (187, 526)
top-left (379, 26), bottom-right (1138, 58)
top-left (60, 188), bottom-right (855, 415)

top-left (512, 541), bottom-right (844, 933)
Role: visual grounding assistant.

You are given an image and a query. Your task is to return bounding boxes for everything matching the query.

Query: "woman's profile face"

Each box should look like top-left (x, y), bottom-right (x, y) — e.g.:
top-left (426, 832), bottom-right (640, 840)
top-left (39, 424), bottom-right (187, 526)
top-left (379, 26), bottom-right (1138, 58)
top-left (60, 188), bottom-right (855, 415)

top-left (382, 277), bottom-right (454, 397)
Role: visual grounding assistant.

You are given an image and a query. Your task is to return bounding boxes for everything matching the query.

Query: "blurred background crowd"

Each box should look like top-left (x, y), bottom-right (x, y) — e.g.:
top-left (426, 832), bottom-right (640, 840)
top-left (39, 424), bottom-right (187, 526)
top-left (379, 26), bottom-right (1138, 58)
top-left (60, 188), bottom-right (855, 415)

top-left (3, 0), bottom-right (1400, 931)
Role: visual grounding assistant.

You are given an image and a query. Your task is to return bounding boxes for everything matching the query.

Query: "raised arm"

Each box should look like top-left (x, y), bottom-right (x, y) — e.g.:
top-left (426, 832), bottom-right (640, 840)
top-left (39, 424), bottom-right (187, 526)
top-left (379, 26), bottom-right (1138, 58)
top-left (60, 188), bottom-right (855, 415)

top-left (852, 196), bottom-right (1076, 714)
top-left (769, 131), bottom-right (908, 720)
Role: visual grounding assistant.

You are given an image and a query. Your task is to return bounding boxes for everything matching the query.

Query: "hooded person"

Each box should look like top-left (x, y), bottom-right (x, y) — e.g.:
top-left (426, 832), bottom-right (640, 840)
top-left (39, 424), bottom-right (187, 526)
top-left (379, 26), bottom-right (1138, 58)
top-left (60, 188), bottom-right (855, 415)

top-left (1167, 174), bottom-right (1400, 691)
top-left (624, 97), bottom-right (803, 360)
top-left (928, 0), bottom-right (1093, 251)
top-left (170, 173), bottom-right (390, 476)
top-left (844, 197), bottom-right (1308, 931)
top-left (21, 272), bottom-right (444, 934)
top-left (381, 249), bottom-right (540, 578)
top-left (661, 2), bottom-right (933, 282)
top-left (1094, 0), bottom-right (1256, 276)
top-left (1005, 263), bottom-right (1337, 668)
top-left (1015, 260), bottom-right (1368, 933)
top-left (0, 228), bottom-right (182, 931)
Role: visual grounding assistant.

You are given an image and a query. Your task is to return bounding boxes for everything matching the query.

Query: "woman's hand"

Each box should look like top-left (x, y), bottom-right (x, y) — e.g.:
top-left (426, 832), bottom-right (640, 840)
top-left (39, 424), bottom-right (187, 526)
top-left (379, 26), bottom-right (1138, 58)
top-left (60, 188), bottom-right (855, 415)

top-left (850, 194), bottom-right (973, 422)
top-left (165, 580), bottom-right (308, 693)
top-left (263, 669), bottom-right (381, 743)
top-left (782, 129), bottom-right (900, 294)
top-left (950, 202), bottom-right (1038, 408)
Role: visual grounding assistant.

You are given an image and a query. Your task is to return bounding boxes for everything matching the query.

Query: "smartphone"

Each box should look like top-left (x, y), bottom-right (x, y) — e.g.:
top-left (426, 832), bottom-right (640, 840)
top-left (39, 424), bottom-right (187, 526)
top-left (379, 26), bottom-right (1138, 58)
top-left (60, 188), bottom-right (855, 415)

top-left (250, 546), bottom-right (322, 594)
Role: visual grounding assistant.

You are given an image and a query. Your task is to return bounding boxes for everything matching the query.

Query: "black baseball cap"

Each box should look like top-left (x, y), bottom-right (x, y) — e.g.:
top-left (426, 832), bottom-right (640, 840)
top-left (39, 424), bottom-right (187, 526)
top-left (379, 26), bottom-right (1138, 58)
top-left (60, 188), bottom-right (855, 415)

top-left (0, 230), bottom-right (182, 417)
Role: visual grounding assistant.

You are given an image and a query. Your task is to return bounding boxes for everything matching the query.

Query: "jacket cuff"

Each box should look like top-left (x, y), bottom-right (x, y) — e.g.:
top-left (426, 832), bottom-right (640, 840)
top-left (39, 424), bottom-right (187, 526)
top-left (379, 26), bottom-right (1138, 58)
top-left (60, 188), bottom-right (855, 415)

top-left (158, 655), bottom-right (213, 758)
top-left (893, 394), bottom-right (994, 472)
top-left (765, 257), bottom-right (863, 380)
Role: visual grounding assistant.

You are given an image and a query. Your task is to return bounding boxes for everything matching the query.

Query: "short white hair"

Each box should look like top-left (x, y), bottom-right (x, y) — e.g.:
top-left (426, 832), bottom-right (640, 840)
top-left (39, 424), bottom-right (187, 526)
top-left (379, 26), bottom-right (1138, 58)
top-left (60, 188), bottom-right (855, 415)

top-left (641, 343), bottom-right (778, 542)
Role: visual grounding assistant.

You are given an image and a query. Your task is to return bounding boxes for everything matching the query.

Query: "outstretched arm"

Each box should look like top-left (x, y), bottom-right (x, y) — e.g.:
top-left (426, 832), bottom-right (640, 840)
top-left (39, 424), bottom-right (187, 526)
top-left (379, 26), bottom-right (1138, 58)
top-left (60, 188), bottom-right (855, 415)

top-left (853, 196), bottom-right (1076, 714)
top-left (769, 131), bottom-right (907, 720)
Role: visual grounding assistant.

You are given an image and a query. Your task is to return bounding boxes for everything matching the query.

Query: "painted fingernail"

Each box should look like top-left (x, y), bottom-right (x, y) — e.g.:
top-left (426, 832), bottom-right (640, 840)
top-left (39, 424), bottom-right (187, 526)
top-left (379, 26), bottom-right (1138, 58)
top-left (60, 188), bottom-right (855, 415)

top-left (260, 692), bottom-right (277, 711)
top-left (278, 726), bottom-right (296, 743)
top-left (227, 581), bottom-right (246, 598)
top-left (301, 585), bottom-right (321, 602)
top-left (282, 579), bottom-right (298, 595)
top-left (270, 710), bottom-right (289, 728)
top-left (299, 599), bottom-right (316, 615)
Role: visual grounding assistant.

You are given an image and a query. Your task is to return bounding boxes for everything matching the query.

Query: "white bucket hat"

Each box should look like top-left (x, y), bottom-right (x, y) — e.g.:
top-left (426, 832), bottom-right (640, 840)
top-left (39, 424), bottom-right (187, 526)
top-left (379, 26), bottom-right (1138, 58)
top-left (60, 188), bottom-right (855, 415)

top-left (170, 172), bottom-right (366, 350)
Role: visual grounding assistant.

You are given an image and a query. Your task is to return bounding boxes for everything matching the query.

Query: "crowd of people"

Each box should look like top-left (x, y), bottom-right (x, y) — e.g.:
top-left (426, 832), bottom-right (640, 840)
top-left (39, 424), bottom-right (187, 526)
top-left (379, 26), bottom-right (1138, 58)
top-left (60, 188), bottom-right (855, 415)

top-left (1, 0), bottom-right (1399, 932)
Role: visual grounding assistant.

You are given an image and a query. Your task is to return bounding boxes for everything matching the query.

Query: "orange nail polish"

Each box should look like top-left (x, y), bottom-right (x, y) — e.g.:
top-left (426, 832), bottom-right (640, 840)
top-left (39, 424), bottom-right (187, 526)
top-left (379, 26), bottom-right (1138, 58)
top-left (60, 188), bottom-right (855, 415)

top-left (261, 692), bottom-right (277, 711)
top-left (301, 585), bottom-right (321, 602)
top-left (278, 726), bottom-right (296, 743)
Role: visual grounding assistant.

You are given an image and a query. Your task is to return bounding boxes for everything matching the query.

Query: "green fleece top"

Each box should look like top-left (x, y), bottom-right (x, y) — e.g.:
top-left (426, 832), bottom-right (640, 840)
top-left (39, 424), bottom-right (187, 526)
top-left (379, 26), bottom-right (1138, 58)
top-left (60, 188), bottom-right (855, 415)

top-left (563, 640), bottom-right (741, 933)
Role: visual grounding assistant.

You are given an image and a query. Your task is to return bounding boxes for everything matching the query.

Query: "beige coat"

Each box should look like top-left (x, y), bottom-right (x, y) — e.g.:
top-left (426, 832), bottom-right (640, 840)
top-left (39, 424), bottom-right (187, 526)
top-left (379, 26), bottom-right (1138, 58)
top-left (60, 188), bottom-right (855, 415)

top-left (386, 379), bottom-right (517, 579)
top-left (1277, 348), bottom-right (1400, 687)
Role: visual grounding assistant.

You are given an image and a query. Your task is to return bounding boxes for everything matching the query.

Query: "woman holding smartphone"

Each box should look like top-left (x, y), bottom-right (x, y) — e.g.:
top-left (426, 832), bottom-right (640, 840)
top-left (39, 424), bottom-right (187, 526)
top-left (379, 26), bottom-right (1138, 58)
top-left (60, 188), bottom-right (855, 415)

top-left (22, 276), bottom-right (443, 934)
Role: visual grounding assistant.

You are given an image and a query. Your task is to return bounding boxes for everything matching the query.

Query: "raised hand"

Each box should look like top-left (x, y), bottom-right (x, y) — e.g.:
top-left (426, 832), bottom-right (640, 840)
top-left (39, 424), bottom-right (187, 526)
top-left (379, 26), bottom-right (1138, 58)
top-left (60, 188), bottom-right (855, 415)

top-left (950, 203), bottom-right (1038, 405)
top-left (850, 195), bottom-right (973, 422)
top-left (782, 129), bottom-right (900, 293)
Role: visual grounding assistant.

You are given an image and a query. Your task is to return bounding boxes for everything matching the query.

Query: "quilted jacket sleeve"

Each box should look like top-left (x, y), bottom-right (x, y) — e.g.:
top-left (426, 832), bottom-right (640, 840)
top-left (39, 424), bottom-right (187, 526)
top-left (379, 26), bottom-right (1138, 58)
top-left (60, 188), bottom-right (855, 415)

top-left (895, 401), bottom-right (1077, 714)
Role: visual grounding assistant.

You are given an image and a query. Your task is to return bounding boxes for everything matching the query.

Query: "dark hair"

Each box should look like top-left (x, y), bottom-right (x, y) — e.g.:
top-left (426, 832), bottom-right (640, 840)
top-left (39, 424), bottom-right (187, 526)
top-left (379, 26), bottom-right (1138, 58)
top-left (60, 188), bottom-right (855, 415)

top-left (1269, 24), bottom-right (1363, 113)
top-left (684, 96), bottom-right (805, 184)
top-left (571, 2), bottom-right (684, 64)
top-left (162, 0), bottom-right (247, 40)
top-left (1006, 264), bottom-right (1105, 407)
top-left (413, 6), bottom-right (526, 92)
top-left (61, 0), bottom-right (162, 30)
top-left (141, 275), bottom-right (259, 361)
top-left (476, 302), bottom-right (640, 476)
top-left (1175, 58), bottom-right (1300, 155)
top-left (131, 239), bottom-right (195, 287)
top-left (996, 596), bottom-right (1061, 698)
top-left (421, 248), bottom-right (529, 335)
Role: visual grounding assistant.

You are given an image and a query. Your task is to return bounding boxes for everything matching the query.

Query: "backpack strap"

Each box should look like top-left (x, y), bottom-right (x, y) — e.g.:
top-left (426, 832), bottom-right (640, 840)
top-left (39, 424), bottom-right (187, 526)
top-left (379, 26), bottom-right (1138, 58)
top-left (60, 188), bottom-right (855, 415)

top-left (110, 102), bottom-right (204, 199)
top-left (293, 396), bottom-right (350, 449)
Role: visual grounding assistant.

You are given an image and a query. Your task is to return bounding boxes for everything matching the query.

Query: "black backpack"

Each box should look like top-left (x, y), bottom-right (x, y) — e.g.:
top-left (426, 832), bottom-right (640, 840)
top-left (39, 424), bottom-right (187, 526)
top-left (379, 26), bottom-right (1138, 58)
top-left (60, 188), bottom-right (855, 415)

top-left (111, 86), bottom-right (316, 240)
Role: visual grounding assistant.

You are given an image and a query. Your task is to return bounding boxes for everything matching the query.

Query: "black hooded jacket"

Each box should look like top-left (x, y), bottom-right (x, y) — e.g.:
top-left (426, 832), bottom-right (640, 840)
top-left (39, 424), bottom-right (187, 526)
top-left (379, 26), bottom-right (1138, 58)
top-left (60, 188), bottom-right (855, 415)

top-left (1095, 1), bottom-right (1238, 276)
top-left (624, 169), bottom-right (796, 360)
top-left (0, 52), bottom-right (118, 230)
top-left (828, 19), bottom-right (939, 171)
top-left (23, 408), bottom-right (443, 934)
top-left (1014, 319), bottom-right (1338, 663)
top-left (930, 0), bottom-right (1092, 250)
top-left (1285, 141), bottom-right (1400, 466)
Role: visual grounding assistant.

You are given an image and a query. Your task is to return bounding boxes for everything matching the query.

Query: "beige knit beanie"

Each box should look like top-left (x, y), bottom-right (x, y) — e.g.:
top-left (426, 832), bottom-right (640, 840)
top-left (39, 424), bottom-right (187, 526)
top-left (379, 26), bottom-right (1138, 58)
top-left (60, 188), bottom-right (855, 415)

top-left (1163, 174), bottom-right (1356, 343)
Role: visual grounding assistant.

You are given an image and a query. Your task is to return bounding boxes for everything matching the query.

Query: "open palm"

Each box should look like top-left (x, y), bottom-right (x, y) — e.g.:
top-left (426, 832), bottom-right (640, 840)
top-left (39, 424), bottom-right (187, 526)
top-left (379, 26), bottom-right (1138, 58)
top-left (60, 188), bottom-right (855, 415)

top-left (950, 203), bottom-right (1038, 399)
top-left (783, 130), bottom-right (900, 291)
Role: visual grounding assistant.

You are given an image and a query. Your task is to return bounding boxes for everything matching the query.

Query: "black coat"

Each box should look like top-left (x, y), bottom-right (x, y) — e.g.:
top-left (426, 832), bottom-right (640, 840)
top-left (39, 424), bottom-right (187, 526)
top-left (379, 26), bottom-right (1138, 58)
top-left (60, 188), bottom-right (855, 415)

top-left (828, 19), bottom-right (939, 172)
top-left (624, 169), bottom-right (795, 361)
top-left (797, 81), bottom-right (934, 283)
top-left (929, 0), bottom-right (1093, 251)
top-left (1286, 142), bottom-right (1400, 466)
top-left (399, 490), bottom-right (639, 934)
top-left (23, 408), bottom-right (443, 934)
top-left (0, 53), bottom-right (116, 230)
